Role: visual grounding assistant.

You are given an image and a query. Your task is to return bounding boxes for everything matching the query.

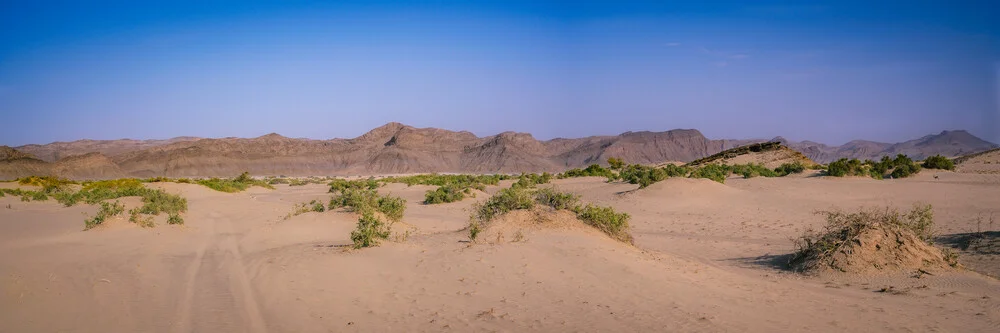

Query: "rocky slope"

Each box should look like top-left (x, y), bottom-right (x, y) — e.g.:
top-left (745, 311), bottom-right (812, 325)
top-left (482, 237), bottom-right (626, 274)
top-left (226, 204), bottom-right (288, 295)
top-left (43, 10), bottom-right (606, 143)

top-left (2, 124), bottom-right (996, 179)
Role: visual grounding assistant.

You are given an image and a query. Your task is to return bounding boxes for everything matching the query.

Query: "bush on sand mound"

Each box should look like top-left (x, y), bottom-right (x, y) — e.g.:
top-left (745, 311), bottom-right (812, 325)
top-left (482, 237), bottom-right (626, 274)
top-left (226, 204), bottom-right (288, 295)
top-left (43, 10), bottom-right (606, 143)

top-left (790, 204), bottom-right (959, 274)
top-left (468, 186), bottom-right (632, 244)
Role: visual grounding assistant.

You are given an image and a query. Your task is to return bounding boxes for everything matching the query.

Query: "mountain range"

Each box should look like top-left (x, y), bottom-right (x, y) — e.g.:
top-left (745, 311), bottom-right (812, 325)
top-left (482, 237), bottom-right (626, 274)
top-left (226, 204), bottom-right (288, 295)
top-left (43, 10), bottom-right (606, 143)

top-left (2, 123), bottom-right (996, 179)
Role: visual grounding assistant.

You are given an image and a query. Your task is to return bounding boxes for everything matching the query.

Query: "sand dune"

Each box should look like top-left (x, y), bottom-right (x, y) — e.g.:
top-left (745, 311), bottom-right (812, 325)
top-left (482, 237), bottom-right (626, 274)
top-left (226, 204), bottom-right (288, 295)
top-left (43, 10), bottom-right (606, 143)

top-left (2, 173), bottom-right (999, 332)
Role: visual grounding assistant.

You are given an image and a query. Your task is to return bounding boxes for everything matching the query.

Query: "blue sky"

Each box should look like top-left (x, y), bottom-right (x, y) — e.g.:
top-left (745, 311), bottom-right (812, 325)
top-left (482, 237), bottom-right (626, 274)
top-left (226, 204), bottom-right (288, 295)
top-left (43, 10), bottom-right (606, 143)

top-left (1, 0), bottom-right (998, 146)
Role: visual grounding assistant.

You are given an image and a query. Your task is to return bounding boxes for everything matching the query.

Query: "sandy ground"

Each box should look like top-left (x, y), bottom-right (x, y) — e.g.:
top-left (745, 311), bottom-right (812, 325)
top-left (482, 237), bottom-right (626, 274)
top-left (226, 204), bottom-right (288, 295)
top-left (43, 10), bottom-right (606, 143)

top-left (2, 171), bottom-right (999, 332)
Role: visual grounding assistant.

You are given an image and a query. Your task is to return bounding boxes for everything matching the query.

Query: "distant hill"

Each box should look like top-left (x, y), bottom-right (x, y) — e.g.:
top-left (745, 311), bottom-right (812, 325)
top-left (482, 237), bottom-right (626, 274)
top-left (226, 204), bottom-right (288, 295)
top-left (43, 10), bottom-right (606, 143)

top-left (774, 130), bottom-right (998, 163)
top-left (1, 124), bottom-right (996, 179)
top-left (16, 137), bottom-right (201, 162)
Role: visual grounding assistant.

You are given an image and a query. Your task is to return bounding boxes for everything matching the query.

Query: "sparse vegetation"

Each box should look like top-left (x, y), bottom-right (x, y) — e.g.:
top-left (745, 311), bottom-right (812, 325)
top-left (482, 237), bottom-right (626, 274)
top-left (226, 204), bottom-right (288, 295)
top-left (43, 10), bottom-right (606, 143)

top-left (197, 172), bottom-right (274, 192)
top-left (826, 155), bottom-right (921, 179)
top-left (618, 164), bottom-right (690, 188)
top-left (511, 172), bottom-right (552, 189)
top-left (329, 186), bottom-right (407, 249)
top-left (284, 199), bottom-right (327, 219)
top-left (129, 208), bottom-right (156, 228)
top-left (559, 164), bottom-right (615, 179)
top-left (774, 161), bottom-right (806, 176)
top-left (468, 186), bottom-right (632, 243)
top-left (329, 188), bottom-right (406, 222)
top-left (85, 200), bottom-right (125, 230)
top-left (607, 157), bottom-right (625, 170)
top-left (922, 155), bottom-right (955, 170)
top-left (328, 178), bottom-right (381, 193)
top-left (534, 187), bottom-right (579, 210)
top-left (17, 176), bottom-right (75, 193)
top-left (424, 184), bottom-right (468, 204)
top-left (4, 177), bottom-right (187, 228)
top-left (384, 174), bottom-right (510, 188)
top-left (689, 164), bottom-right (730, 183)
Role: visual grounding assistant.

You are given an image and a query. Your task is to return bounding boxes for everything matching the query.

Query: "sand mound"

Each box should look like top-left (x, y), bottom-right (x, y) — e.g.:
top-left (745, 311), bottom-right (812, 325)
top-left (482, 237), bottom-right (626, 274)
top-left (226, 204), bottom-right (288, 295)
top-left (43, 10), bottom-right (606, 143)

top-left (790, 217), bottom-right (956, 275)
top-left (954, 148), bottom-right (1000, 174)
top-left (633, 177), bottom-right (740, 198)
top-left (687, 142), bottom-right (817, 169)
top-left (474, 209), bottom-right (604, 244)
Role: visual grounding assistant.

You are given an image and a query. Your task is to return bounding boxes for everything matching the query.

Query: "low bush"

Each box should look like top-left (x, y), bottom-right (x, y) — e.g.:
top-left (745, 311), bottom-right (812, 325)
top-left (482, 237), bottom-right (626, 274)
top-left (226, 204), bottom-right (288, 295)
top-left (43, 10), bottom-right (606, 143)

top-left (534, 187), bottom-right (579, 210)
top-left (512, 173), bottom-right (553, 189)
top-left (328, 178), bottom-right (380, 193)
top-left (85, 200), bottom-right (125, 230)
top-left (285, 199), bottom-right (327, 219)
top-left (18, 176), bottom-right (75, 193)
top-left (167, 213), bottom-right (184, 225)
top-left (607, 157), bottom-right (625, 170)
top-left (129, 208), bottom-right (156, 228)
top-left (826, 155), bottom-right (921, 179)
top-left (197, 172), bottom-right (274, 193)
top-left (384, 174), bottom-right (509, 188)
top-left (351, 212), bottom-right (392, 248)
top-left (424, 184), bottom-right (467, 204)
top-left (730, 163), bottom-right (779, 178)
top-left (774, 161), bottom-right (806, 176)
top-left (572, 204), bottom-right (633, 243)
top-left (922, 155), bottom-right (954, 170)
top-left (329, 188), bottom-right (406, 223)
top-left (468, 187), bottom-right (632, 243)
top-left (689, 164), bottom-right (730, 183)
top-left (559, 164), bottom-right (614, 179)
top-left (469, 187), bottom-right (535, 231)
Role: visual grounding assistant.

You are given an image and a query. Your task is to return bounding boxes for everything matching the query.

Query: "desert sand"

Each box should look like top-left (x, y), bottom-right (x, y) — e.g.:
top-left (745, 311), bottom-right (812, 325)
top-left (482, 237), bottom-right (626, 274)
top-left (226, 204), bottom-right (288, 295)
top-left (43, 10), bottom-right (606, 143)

top-left (2, 170), bottom-right (999, 332)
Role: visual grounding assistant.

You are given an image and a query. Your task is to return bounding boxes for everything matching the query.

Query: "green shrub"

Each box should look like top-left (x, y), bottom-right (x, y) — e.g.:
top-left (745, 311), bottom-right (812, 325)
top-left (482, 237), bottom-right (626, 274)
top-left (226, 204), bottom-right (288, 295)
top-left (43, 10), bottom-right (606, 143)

top-left (328, 178), bottom-right (380, 193)
top-left (607, 157), bottom-right (625, 170)
top-left (512, 173), bottom-right (552, 189)
top-left (534, 188), bottom-right (579, 210)
top-left (197, 172), bottom-right (274, 193)
top-left (889, 154), bottom-right (921, 179)
top-left (689, 164), bottom-right (730, 183)
top-left (617, 164), bottom-right (691, 188)
top-left (285, 199), bottom-right (327, 219)
top-left (329, 188), bottom-right (406, 222)
top-left (376, 195), bottom-right (406, 222)
top-left (141, 176), bottom-right (171, 183)
top-left (424, 184), bottom-right (466, 204)
top-left (383, 174), bottom-right (509, 187)
top-left (730, 163), bottom-right (778, 178)
top-left (351, 212), bottom-right (392, 248)
top-left (826, 155), bottom-right (921, 179)
top-left (167, 213), bottom-right (184, 225)
top-left (560, 164), bottom-right (615, 179)
top-left (469, 187), bottom-right (535, 238)
top-left (85, 200), bottom-right (125, 230)
top-left (311, 200), bottom-right (326, 212)
top-left (129, 208), bottom-right (156, 228)
top-left (774, 162), bottom-right (806, 176)
top-left (573, 204), bottom-right (633, 243)
top-left (922, 155), bottom-right (954, 170)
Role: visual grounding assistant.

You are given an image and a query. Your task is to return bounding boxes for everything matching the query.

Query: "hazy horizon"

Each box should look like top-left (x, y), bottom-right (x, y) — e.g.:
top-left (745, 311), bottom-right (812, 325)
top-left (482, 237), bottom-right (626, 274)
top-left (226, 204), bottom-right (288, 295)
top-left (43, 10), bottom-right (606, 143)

top-left (2, 1), bottom-right (998, 146)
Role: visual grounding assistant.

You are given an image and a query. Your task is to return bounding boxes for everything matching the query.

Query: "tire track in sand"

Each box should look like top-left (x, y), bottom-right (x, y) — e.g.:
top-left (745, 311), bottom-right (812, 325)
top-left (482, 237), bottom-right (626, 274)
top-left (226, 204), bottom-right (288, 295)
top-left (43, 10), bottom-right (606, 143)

top-left (173, 211), bottom-right (266, 333)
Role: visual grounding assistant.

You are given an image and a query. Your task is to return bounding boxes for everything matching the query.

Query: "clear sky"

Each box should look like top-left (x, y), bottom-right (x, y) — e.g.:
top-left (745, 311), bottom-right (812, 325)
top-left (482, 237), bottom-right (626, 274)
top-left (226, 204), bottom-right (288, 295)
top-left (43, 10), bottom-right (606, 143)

top-left (1, 0), bottom-right (998, 146)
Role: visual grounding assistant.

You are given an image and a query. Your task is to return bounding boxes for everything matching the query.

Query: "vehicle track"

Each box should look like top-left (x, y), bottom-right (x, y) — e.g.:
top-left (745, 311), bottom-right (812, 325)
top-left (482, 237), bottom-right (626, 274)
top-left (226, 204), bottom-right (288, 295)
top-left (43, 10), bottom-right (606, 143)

top-left (172, 211), bottom-right (266, 333)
